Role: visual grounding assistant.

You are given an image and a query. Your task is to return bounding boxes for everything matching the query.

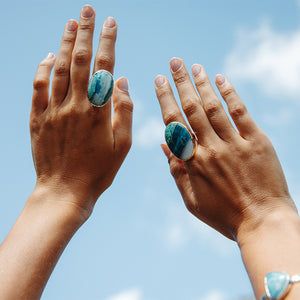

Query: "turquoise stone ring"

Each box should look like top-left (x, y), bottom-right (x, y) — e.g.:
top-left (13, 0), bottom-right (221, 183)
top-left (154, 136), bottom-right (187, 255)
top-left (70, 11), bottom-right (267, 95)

top-left (88, 70), bottom-right (114, 107)
top-left (260, 272), bottom-right (300, 299)
top-left (165, 122), bottom-right (196, 161)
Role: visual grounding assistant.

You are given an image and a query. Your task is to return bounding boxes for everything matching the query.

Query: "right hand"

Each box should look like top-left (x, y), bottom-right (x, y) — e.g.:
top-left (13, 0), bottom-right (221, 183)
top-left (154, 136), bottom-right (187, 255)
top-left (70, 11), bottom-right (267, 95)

top-left (156, 58), bottom-right (297, 241)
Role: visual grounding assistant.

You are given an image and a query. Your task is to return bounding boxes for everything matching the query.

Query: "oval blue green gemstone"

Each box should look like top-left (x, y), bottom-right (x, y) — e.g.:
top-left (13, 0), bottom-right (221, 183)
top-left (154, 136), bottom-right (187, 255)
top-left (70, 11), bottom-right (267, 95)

top-left (88, 70), bottom-right (114, 107)
top-left (165, 122), bottom-right (195, 160)
top-left (265, 271), bottom-right (290, 299)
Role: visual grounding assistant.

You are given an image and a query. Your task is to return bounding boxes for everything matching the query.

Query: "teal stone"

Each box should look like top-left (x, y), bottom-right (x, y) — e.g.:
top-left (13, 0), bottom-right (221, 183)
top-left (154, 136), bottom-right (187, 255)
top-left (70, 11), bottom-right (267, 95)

top-left (265, 271), bottom-right (290, 299)
top-left (88, 70), bottom-right (114, 107)
top-left (165, 122), bottom-right (195, 160)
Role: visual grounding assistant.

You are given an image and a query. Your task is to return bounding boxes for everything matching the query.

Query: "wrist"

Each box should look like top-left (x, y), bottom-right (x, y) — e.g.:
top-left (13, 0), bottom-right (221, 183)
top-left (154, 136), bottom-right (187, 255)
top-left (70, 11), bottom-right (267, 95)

top-left (27, 184), bottom-right (95, 227)
top-left (236, 200), bottom-right (299, 249)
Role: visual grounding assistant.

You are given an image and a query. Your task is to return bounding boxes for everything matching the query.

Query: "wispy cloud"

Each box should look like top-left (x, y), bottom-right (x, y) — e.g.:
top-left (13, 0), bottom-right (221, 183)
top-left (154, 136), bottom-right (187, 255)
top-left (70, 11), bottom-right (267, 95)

top-left (224, 21), bottom-right (300, 101)
top-left (105, 288), bottom-right (143, 300)
top-left (262, 107), bottom-right (295, 127)
top-left (195, 290), bottom-right (228, 300)
top-left (164, 203), bottom-right (235, 256)
top-left (135, 117), bottom-right (165, 148)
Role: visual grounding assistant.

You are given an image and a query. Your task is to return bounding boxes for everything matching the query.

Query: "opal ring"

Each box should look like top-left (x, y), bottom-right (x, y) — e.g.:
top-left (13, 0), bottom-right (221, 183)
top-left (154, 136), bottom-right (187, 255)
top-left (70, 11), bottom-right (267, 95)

top-left (260, 271), bottom-right (300, 300)
top-left (165, 122), bottom-right (196, 161)
top-left (87, 70), bottom-right (114, 107)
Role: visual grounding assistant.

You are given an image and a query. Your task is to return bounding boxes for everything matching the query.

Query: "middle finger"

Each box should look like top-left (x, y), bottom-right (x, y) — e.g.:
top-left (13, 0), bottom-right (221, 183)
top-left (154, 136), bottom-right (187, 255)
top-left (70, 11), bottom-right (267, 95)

top-left (170, 58), bottom-right (217, 144)
top-left (69, 5), bottom-right (95, 102)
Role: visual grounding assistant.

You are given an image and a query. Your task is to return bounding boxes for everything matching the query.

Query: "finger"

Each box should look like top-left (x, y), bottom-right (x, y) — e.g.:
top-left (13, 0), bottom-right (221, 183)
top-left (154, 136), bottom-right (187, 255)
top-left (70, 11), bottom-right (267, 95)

top-left (112, 78), bottom-right (133, 157)
top-left (51, 20), bottom-right (78, 105)
top-left (161, 144), bottom-right (198, 211)
top-left (91, 17), bottom-right (118, 124)
top-left (154, 75), bottom-right (187, 127)
top-left (32, 53), bottom-right (56, 117)
top-left (215, 74), bottom-right (261, 139)
top-left (70, 5), bottom-right (95, 100)
top-left (191, 64), bottom-right (238, 141)
top-left (170, 58), bottom-right (216, 144)
top-left (93, 17), bottom-right (117, 74)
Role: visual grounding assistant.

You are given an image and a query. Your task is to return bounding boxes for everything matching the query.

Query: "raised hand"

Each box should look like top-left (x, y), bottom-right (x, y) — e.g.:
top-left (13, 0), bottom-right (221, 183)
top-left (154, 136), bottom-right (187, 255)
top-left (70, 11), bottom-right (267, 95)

top-left (155, 57), bottom-right (296, 241)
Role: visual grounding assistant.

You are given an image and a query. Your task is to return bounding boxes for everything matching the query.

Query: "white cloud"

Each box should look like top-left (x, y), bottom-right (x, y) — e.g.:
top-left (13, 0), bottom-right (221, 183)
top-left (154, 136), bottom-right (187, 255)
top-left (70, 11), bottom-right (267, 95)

top-left (105, 288), bottom-right (143, 300)
top-left (135, 117), bottom-right (165, 148)
top-left (195, 290), bottom-right (228, 300)
top-left (224, 22), bottom-right (300, 101)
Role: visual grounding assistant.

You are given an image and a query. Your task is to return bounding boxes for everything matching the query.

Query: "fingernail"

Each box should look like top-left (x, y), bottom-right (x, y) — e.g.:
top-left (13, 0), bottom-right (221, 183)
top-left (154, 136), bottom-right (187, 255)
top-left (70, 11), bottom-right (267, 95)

top-left (81, 5), bottom-right (94, 18)
top-left (118, 77), bottom-right (129, 92)
top-left (192, 65), bottom-right (201, 77)
top-left (161, 144), bottom-right (171, 159)
top-left (104, 17), bottom-right (116, 28)
top-left (170, 58), bottom-right (182, 72)
top-left (216, 74), bottom-right (225, 86)
top-left (46, 53), bottom-right (55, 59)
top-left (155, 75), bottom-right (165, 87)
top-left (67, 20), bottom-right (77, 31)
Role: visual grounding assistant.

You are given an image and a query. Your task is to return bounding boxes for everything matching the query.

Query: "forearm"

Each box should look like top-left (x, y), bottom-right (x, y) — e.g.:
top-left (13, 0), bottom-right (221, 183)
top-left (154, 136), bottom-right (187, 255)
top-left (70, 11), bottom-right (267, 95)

top-left (0, 187), bottom-right (87, 300)
top-left (238, 207), bottom-right (300, 299)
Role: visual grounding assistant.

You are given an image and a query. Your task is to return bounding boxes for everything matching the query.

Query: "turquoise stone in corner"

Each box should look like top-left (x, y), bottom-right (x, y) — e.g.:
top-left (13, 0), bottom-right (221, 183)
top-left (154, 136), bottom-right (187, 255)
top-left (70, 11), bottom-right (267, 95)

top-left (88, 70), bottom-right (114, 107)
top-left (265, 271), bottom-right (290, 299)
top-left (165, 122), bottom-right (194, 160)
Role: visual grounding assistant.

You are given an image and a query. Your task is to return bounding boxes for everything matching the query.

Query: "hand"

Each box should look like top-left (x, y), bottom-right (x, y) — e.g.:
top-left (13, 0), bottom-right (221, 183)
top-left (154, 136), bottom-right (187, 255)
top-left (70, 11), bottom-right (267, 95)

top-left (155, 58), bottom-right (297, 241)
top-left (30, 6), bottom-right (133, 219)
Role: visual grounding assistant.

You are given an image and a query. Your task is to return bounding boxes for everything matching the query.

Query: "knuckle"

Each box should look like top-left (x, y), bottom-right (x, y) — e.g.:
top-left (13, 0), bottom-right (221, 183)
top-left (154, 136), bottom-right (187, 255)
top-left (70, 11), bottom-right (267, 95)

top-left (164, 111), bottom-right (181, 125)
top-left (170, 161), bottom-right (185, 178)
top-left (173, 72), bottom-right (188, 86)
top-left (73, 48), bottom-right (91, 65)
top-left (95, 55), bottom-right (114, 70)
top-left (116, 98), bottom-right (134, 113)
top-left (206, 146), bottom-right (219, 162)
top-left (230, 103), bottom-right (247, 120)
top-left (205, 102), bottom-right (220, 119)
top-left (30, 117), bottom-right (40, 134)
top-left (54, 61), bottom-right (68, 76)
top-left (62, 34), bottom-right (75, 45)
top-left (101, 31), bottom-right (117, 42)
top-left (156, 85), bottom-right (170, 98)
top-left (222, 86), bottom-right (236, 99)
top-left (33, 77), bottom-right (49, 90)
top-left (195, 77), bottom-right (210, 89)
top-left (78, 22), bottom-right (94, 32)
top-left (182, 99), bottom-right (199, 118)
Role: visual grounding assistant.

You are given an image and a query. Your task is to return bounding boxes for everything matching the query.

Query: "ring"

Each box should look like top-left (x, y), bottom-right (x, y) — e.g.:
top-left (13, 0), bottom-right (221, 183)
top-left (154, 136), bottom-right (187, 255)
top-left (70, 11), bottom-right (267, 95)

top-left (165, 122), bottom-right (196, 161)
top-left (87, 70), bottom-right (114, 107)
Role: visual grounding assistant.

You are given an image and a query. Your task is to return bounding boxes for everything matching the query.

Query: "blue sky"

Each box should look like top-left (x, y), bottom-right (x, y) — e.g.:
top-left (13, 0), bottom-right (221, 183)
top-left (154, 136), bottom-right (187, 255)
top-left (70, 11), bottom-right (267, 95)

top-left (1, 0), bottom-right (300, 299)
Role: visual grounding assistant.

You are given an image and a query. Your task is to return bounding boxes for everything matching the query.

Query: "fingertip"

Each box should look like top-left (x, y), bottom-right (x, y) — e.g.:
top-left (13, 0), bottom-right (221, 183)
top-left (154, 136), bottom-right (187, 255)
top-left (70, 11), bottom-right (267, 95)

top-left (66, 19), bottom-right (78, 31)
top-left (155, 75), bottom-right (166, 88)
top-left (81, 5), bottom-right (95, 18)
top-left (215, 74), bottom-right (226, 86)
top-left (170, 57), bottom-right (183, 73)
top-left (161, 143), bottom-right (171, 159)
top-left (191, 64), bottom-right (202, 77)
top-left (104, 17), bottom-right (117, 28)
top-left (116, 77), bottom-right (129, 93)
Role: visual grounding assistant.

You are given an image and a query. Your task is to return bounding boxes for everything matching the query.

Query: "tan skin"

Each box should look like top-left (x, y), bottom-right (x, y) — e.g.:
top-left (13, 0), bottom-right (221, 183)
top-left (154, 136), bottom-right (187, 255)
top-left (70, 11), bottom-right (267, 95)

top-left (156, 58), bottom-right (300, 299)
top-left (0, 5), bottom-right (299, 300)
top-left (0, 5), bottom-right (133, 299)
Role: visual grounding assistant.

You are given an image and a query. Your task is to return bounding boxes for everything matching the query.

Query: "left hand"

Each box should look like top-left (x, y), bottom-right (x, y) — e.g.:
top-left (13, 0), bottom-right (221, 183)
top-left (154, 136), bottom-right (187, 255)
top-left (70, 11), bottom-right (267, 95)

top-left (30, 6), bottom-right (133, 219)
